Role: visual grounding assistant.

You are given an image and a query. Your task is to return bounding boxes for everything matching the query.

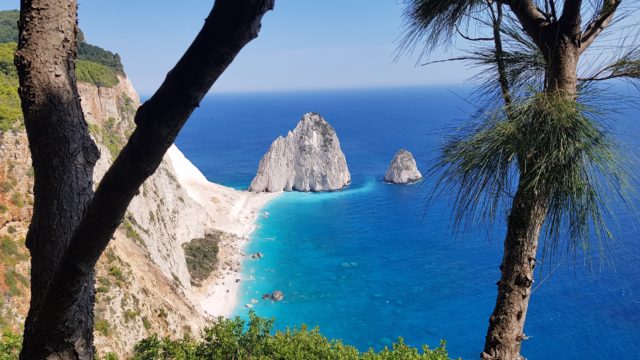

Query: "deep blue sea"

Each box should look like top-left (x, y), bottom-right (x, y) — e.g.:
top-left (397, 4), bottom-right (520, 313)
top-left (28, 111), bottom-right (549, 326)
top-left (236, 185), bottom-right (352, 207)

top-left (175, 86), bottom-right (640, 359)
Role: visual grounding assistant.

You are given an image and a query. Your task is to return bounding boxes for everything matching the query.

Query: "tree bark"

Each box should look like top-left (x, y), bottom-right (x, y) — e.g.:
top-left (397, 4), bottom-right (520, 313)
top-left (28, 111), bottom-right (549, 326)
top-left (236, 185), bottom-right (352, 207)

top-left (481, 3), bottom-right (586, 358)
top-left (16, 1), bottom-right (100, 358)
top-left (16, 0), bottom-right (273, 358)
top-left (481, 177), bottom-right (548, 360)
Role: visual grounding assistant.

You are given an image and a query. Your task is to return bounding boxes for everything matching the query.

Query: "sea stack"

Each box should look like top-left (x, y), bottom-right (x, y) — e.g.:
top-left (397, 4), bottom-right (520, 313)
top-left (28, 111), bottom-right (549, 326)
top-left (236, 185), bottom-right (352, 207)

top-left (249, 112), bottom-right (351, 192)
top-left (384, 149), bottom-right (422, 184)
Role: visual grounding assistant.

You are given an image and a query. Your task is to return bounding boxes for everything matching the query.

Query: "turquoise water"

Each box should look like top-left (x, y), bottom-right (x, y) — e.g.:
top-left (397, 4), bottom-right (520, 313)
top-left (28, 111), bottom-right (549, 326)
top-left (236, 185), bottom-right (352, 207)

top-left (176, 87), bottom-right (640, 359)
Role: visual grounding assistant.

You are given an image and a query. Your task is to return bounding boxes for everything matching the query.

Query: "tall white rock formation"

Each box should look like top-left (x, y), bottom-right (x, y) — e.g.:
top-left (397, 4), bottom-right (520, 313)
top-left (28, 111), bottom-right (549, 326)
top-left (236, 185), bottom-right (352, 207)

top-left (249, 112), bottom-right (351, 192)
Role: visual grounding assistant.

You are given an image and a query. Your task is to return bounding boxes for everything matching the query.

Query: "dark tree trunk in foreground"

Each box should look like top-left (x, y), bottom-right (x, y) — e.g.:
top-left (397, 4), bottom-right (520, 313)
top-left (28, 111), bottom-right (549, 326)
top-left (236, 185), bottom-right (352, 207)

top-left (16, 0), bottom-right (273, 358)
top-left (482, 1), bottom-right (620, 359)
top-left (16, 1), bottom-right (101, 357)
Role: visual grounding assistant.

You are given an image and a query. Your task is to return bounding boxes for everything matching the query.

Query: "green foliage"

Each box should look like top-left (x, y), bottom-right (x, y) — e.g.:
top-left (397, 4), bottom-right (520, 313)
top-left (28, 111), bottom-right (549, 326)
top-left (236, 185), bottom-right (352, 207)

top-left (108, 264), bottom-right (125, 284)
top-left (0, 42), bottom-right (21, 132)
top-left (0, 10), bottom-right (18, 44)
top-left (77, 41), bottom-right (124, 74)
top-left (123, 219), bottom-right (143, 245)
top-left (134, 313), bottom-right (453, 360)
top-left (9, 193), bottom-right (23, 208)
top-left (101, 352), bottom-right (119, 360)
top-left (90, 116), bottom-right (126, 159)
top-left (183, 232), bottom-right (221, 286)
top-left (1, 10), bottom-right (123, 73)
top-left (0, 204), bottom-right (7, 214)
top-left (398, 0), bottom-right (482, 58)
top-left (0, 236), bottom-right (18, 257)
top-left (76, 60), bottom-right (119, 88)
top-left (95, 317), bottom-right (111, 337)
top-left (0, 42), bottom-right (17, 77)
top-left (0, 329), bottom-right (21, 360)
top-left (432, 92), bottom-right (629, 258)
top-left (4, 269), bottom-right (27, 296)
top-left (142, 316), bottom-right (152, 331)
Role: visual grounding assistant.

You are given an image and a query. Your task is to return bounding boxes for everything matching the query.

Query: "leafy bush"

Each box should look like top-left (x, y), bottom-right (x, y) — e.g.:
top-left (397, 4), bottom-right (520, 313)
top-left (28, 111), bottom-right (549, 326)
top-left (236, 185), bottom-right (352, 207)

top-left (95, 318), bottom-right (111, 337)
top-left (134, 313), bottom-right (454, 360)
top-left (0, 329), bottom-right (21, 360)
top-left (76, 60), bottom-right (119, 88)
top-left (0, 42), bottom-right (21, 132)
top-left (183, 232), bottom-right (221, 286)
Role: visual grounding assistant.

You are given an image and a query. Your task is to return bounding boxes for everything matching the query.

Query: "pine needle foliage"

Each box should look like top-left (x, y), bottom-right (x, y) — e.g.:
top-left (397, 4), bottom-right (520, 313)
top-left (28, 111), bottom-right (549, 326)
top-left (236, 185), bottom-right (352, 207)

top-left (432, 92), bottom-right (630, 259)
top-left (397, 0), bottom-right (483, 58)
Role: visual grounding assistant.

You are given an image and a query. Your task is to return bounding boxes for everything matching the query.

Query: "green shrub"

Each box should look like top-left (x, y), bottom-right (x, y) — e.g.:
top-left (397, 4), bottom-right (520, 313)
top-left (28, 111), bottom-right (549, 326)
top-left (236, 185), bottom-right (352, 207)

top-left (124, 309), bottom-right (140, 324)
top-left (101, 352), bottom-right (119, 360)
top-left (0, 204), bottom-right (7, 214)
top-left (0, 42), bottom-right (21, 132)
top-left (9, 193), bottom-right (23, 208)
top-left (183, 232), bottom-right (221, 286)
top-left (108, 265), bottom-right (125, 284)
top-left (123, 219), bottom-right (143, 246)
top-left (0, 236), bottom-right (17, 257)
top-left (134, 313), bottom-right (454, 360)
top-left (95, 318), bottom-right (111, 337)
top-left (0, 329), bottom-right (21, 360)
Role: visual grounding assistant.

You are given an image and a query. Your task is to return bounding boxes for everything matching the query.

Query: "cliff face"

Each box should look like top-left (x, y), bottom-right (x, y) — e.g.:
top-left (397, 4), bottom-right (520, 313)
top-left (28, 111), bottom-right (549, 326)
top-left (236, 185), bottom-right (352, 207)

top-left (384, 149), bottom-right (422, 184)
top-left (249, 112), bottom-right (351, 192)
top-left (0, 75), bottom-right (213, 356)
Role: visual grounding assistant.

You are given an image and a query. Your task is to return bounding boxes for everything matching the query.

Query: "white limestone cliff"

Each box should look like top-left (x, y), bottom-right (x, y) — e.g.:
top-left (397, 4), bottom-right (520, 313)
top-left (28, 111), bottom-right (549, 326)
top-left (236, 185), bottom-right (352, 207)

top-left (249, 112), bottom-right (351, 192)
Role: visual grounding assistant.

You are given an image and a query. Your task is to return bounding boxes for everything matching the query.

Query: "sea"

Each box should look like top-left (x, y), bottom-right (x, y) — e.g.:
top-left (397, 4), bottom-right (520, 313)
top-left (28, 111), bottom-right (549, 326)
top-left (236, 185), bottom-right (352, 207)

top-left (175, 86), bottom-right (640, 359)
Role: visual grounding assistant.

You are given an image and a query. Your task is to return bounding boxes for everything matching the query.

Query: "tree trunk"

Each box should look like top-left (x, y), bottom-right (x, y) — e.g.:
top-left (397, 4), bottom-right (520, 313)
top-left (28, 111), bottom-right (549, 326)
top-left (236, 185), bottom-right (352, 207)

top-left (481, 178), bottom-right (548, 360)
top-left (482, 23), bottom-right (580, 360)
top-left (544, 36), bottom-right (580, 96)
top-left (16, 0), bottom-right (100, 358)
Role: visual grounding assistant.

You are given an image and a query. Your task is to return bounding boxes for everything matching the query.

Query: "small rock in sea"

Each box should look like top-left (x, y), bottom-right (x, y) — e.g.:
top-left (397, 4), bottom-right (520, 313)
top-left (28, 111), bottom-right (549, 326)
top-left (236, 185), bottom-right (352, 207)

top-left (250, 252), bottom-right (264, 259)
top-left (262, 293), bottom-right (272, 300)
top-left (271, 290), bottom-right (284, 302)
top-left (251, 298), bottom-right (259, 304)
top-left (384, 149), bottom-right (423, 184)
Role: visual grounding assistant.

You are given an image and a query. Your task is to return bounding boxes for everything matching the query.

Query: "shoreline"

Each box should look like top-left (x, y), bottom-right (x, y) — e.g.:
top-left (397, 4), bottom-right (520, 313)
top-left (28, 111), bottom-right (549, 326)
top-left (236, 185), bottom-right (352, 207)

top-left (167, 145), bottom-right (280, 318)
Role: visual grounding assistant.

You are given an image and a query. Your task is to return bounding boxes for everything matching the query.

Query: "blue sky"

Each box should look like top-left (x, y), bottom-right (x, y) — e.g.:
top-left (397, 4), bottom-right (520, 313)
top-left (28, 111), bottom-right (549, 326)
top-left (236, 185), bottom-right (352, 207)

top-left (2, 0), bottom-right (471, 94)
top-left (2, 1), bottom-right (638, 94)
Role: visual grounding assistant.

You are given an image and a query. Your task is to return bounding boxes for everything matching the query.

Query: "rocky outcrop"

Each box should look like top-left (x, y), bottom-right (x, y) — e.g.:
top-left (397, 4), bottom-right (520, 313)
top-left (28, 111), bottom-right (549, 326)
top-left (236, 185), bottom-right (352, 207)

top-left (384, 149), bottom-right (422, 184)
top-left (249, 112), bottom-right (351, 192)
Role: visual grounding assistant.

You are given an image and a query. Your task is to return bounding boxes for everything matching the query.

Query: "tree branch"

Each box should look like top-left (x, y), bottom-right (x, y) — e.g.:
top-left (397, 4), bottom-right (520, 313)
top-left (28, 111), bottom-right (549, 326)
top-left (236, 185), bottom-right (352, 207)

top-left (31, 0), bottom-right (274, 337)
top-left (503, 0), bottom-right (549, 46)
top-left (559, 0), bottom-right (583, 34)
top-left (456, 25), bottom-right (494, 42)
top-left (581, 0), bottom-right (622, 53)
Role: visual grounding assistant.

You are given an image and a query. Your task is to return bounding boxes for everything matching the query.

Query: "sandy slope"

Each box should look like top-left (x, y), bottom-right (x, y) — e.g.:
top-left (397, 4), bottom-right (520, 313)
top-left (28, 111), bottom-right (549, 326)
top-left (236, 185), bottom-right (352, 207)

top-left (167, 145), bottom-right (279, 317)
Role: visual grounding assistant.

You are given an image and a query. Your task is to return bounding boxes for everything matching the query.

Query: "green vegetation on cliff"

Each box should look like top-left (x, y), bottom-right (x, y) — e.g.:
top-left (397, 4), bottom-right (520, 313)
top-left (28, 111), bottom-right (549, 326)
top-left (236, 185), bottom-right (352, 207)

top-left (0, 42), bottom-right (21, 131)
top-left (0, 10), bottom-right (18, 44)
top-left (76, 59), bottom-right (119, 88)
top-left (134, 313), bottom-right (453, 360)
top-left (1, 9), bottom-right (122, 98)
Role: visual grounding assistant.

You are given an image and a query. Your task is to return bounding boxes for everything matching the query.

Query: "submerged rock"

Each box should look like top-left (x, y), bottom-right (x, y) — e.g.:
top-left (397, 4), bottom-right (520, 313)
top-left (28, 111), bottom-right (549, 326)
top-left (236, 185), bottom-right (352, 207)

top-left (249, 112), bottom-right (351, 192)
top-left (271, 290), bottom-right (284, 302)
top-left (384, 149), bottom-right (422, 184)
